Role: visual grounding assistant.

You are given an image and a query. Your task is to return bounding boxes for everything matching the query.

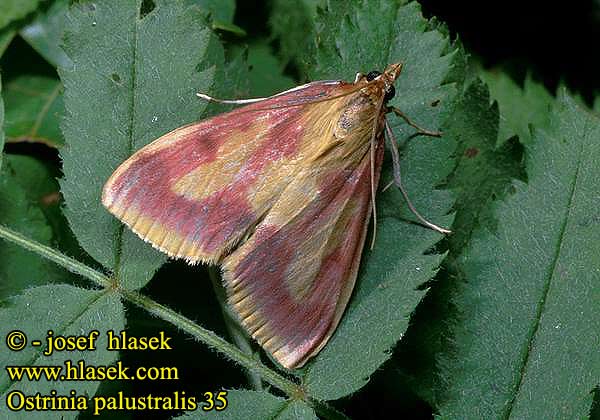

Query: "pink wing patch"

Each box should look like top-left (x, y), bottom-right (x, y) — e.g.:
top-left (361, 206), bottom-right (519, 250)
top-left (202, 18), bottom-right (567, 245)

top-left (222, 140), bottom-right (385, 369)
top-left (102, 81), bottom-right (350, 263)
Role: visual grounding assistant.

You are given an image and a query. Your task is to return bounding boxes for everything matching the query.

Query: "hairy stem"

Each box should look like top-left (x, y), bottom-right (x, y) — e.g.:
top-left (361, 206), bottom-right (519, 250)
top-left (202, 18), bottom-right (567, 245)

top-left (0, 224), bottom-right (302, 398)
top-left (0, 225), bottom-right (111, 288)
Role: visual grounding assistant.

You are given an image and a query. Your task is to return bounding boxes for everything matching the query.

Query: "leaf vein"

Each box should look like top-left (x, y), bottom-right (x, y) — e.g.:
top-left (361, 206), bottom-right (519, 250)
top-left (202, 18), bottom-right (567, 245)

top-left (28, 81), bottom-right (61, 139)
top-left (504, 124), bottom-right (587, 418)
top-left (113, 1), bottom-right (141, 280)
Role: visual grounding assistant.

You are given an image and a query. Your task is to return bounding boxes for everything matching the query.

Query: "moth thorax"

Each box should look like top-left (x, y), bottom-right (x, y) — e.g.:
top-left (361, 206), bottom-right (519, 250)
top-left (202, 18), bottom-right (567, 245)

top-left (365, 70), bottom-right (396, 102)
top-left (334, 95), bottom-right (377, 140)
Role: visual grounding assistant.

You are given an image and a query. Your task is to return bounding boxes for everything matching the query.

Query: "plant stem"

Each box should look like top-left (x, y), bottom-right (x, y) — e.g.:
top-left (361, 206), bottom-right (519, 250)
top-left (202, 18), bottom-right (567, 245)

top-left (0, 225), bottom-right (111, 288)
top-left (0, 224), bottom-right (303, 399)
top-left (121, 288), bottom-right (302, 398)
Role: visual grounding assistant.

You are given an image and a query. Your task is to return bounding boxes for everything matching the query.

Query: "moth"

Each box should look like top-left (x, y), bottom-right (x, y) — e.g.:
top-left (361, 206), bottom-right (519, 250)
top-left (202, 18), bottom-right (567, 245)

top-left (102, 63), bottom-right (448, 369)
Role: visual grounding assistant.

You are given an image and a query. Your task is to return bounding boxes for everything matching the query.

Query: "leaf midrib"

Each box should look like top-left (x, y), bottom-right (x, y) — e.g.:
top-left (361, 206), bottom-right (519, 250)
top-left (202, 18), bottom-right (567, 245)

top-left (504, 123), bottom-right (588, 419)
top-left (113, 1), bottom-right (141, 280)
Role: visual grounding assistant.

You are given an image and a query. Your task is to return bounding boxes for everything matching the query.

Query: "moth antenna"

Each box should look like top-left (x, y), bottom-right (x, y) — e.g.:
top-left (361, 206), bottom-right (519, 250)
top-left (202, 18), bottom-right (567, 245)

top-left (196, 92), bottom-right (268, 105)
top-left (384, 119), bottom-right (451, 234)
top-left (197, 84), bottom-right (366, 113)
top-left (369, 97), bottom-right (386, 250)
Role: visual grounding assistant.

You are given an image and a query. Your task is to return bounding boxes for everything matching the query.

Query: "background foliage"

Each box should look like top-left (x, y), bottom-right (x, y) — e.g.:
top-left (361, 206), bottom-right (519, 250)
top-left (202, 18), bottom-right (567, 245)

top-left (0, 0), bottom-right (598, 419)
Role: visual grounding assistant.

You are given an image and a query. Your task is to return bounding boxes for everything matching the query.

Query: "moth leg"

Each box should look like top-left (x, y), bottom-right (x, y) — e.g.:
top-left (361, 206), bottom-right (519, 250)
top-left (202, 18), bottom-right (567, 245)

top-left (381, 179), bottom-right (394, 192)
top-left (384, 119), bottom-right (451, 234)
top-left (388, 106), bottom-right (442, 137)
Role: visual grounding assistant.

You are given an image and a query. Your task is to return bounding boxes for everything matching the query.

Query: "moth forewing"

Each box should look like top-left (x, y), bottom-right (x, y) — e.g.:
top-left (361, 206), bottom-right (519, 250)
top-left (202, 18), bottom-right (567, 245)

top-left (101, 62), bottom-right (447, 369)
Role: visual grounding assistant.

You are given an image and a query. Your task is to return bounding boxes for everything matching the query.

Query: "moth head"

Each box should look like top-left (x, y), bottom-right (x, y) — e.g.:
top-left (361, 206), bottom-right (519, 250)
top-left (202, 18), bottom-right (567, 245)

top-left (364, 62), bottom-right (403, 103)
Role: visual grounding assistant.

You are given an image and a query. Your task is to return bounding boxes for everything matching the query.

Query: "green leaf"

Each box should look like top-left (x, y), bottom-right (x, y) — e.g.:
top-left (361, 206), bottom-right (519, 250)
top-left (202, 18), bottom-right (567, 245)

top-left (3, 76), bottom-right (64, 147)
top-left (0, 75), bottom-right (4, 169)
top-left (0, 285), bottom-right (125, 418)
top-left (59, 0), bottom-right (233, 290)
top-left (481, 70), bottom-right (554, 145)
top-left (184, 0), bottom-right (245, 35)
top-left (388, 78), bottom-right (525, 405)
top-left (4, 153), bottom-right (81, 261)
top-left (591, 390), bottom-right (600, 419)
top-left (445, 80), bottom-right (525, 253)
top-left (269, 0), bottom-right (323, 72)
top-left (4, 154), bottom-right (57, 207)
top-left (310, 0), bottom-right (458, 134)
top-left (0, 28), bottom-right (15, 57)
top-left (246, 40), bottom-right (295, 97)
top-left (188, 0), bottom-right (235, 24)
top-left (277, 400), bottom-right (319, 420)
top-left (301, 0), bottom-right (461, 400)
top-left (20, 0), bottom-right (71, 68)
top-left (212, 43), bottom-right (249, 104)
top-left (179, 390), bottom-right (316, 419)
top-left (0, 157), bottom-right (66, 299)
top-left (437, 92), bottom-right (600, 419)
top-left (310, 0), bottom-right (396, 80)
top-left (0, 0), bottom-right (41, 31)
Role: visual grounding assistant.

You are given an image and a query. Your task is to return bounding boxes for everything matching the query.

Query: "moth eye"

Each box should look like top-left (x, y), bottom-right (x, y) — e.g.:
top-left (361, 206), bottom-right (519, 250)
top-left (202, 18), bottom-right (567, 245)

top-left (366, 70), bottom-right (381, 81)
top-left (384, 85), bottom-right (396, 101)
